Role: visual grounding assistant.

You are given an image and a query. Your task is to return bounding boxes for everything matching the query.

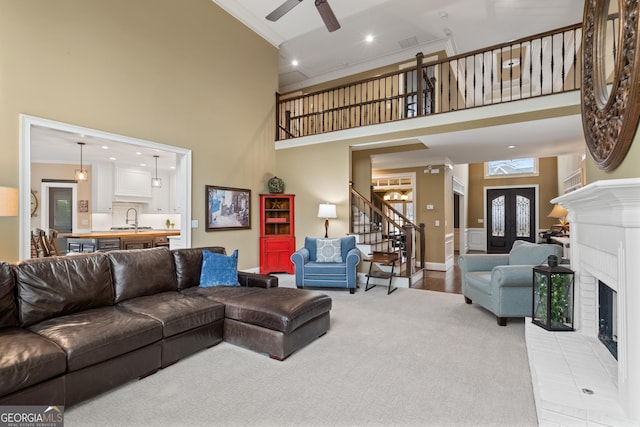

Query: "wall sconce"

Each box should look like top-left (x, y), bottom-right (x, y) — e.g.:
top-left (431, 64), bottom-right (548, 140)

top-left (74, 142), bottom-right (88, 182)
top-left (317, 203), bottom-right (337, 238)
top-left (547, 204), bottom-right (569, 233)
top-left (0, 186), bottom-right (18, 217)
top-left (151, 155), bottom-right (162, 188)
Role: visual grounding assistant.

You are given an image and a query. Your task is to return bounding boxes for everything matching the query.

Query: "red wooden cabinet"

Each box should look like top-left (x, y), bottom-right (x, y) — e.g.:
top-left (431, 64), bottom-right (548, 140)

top-left (259, 194), bottom-right (295, 274)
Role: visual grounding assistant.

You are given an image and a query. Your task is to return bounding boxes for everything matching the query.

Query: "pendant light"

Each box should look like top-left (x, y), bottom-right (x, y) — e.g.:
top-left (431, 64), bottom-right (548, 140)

top-left (151, 155), bottom-right (162, 188)
top-left (74, 142), bottom-right (88, 181)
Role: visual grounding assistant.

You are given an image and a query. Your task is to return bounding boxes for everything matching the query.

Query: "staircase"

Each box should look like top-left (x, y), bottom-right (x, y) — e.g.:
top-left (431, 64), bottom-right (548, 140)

top-left (350, 184), bottom-right (425, 291)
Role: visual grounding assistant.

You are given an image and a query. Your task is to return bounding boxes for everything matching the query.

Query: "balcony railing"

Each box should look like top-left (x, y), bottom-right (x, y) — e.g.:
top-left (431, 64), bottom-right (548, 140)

top-left (276, 22), bottom-right (584, 141)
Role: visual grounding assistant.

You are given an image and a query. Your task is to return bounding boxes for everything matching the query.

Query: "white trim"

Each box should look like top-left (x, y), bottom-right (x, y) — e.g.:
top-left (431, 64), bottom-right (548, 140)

top-left (467, 228), bottom-right (486, 251)
top-left (39, 182), bottom-right (80, 233)
top-left (19, 115), bottom-right (192, 259)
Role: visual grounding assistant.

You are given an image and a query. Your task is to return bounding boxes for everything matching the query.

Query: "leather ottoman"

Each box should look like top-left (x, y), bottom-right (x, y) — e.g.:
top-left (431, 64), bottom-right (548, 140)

top-left (221, 287), bottom-right (332, 360)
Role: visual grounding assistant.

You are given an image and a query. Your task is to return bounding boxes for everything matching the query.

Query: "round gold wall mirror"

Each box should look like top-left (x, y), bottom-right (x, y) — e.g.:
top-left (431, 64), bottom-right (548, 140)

top-left (581, 0), bottom-right (640, 171)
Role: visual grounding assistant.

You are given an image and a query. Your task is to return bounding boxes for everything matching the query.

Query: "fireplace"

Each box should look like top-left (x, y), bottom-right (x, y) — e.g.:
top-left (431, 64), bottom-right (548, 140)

top-left (598, 281), bottom-right (618, 360)
top-left (526, 178), bottom-right (640, 425)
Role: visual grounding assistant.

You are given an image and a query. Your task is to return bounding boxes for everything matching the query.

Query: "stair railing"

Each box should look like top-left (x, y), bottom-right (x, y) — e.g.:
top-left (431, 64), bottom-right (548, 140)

top-left (350, 184), bottom-right (425, 278)
top-left (371, 192), bottom-right (425, 271)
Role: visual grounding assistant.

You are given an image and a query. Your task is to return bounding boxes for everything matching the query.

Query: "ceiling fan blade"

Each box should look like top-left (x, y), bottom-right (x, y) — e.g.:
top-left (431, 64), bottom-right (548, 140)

top-left (266, 0), bottom-right (304, 22)
top-left (315, 0), bottom-right (340, 32)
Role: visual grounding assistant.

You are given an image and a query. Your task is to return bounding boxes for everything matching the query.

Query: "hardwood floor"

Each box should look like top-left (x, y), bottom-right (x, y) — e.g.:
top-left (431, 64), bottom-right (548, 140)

top-left (411, 253), bottom-right (463, 294)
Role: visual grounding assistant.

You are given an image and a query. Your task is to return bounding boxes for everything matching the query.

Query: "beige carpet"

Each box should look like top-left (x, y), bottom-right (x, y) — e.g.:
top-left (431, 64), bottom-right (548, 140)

top-left (65, 276), bottom-right (537, 427)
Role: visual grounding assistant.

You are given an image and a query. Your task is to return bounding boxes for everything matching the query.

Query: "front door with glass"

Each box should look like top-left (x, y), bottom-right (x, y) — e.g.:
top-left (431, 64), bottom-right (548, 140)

top-left (486, 187), bottom-right (535, 253)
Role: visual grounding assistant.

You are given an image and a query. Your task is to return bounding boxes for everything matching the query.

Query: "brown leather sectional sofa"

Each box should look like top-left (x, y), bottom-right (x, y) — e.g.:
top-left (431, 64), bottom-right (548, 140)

top-left (0, 246), bottom-right (331, 407)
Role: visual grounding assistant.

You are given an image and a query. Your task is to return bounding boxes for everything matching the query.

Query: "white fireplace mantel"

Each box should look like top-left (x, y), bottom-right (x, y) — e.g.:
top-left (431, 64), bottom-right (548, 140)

top-left (553, 178), bottom-right (640, 229)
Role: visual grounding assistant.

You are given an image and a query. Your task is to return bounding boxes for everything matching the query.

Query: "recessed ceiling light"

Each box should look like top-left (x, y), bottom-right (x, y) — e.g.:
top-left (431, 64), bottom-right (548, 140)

top-left (135, 151), bottom-right (142, 155)
top-left (140, 163), bottom-right (146, 167)
top-left (109, 157), bottom-right (116, 161)
top-left (508, 145), bottom-right (517, 149)
top-left (365, 34), bottom-right (374, 43)
top-left (101, 145), bottom-right (109, 150)
top-left (291, 59), bottom-right (298, 66)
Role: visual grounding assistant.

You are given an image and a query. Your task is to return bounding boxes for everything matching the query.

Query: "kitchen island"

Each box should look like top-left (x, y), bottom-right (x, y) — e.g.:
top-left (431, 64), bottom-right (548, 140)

top-left (61, 230), bottom-right (180, 252)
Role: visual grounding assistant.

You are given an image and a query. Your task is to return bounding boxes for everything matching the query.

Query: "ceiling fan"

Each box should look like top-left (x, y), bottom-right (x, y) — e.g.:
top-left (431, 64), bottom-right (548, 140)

top-left (266, 0), bottom-right (341, 32)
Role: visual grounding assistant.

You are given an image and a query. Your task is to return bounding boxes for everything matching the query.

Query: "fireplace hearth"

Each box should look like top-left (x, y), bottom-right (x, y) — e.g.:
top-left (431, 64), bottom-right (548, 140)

top-left (526, 178), bottom-right (640, 426)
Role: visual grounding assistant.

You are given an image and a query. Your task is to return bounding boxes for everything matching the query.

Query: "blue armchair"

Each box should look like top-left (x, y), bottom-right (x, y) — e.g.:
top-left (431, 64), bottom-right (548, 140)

top-left (458, 240), bottom-right (563, 326)
top-left (290, 236), bottom-right (361, 294)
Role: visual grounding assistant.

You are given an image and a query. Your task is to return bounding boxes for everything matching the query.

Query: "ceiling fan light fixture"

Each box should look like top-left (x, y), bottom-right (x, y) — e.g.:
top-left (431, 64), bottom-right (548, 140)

top-left (266, 0), bottom-right (303, 21)
top-left (266, 0), bottom-right (340, 32)
top-left (502, 58), bottom-right (520, 69)
top-left (315, 0), bottom-right (340, 32)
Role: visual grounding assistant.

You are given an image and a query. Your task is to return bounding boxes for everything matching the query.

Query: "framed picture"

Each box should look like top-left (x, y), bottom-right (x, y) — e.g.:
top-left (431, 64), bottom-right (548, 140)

top-left (78, 200), bottom-right (89, 213)
top-left (205, 185), bottom-right (251, 231)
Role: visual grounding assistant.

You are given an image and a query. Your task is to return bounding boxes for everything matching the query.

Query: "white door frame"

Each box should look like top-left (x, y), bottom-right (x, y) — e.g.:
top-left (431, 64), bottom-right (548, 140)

top-left (39, 182), bottom-right (78, 232)
top-left (19, 115), bottom-right (192, 260)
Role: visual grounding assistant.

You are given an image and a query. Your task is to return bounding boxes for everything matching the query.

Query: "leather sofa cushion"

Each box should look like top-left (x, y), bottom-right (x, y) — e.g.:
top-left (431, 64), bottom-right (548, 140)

top-left (0, 328), bottom-right (67, 398)
top-left (108, 247), bottom-right (178, 303)
top-left (117, 291), bottom-right (224, 337)
top-left (28, 306), bottom-right (162, 372)
top-left (0, 262), bottom-right (18, 328)
top-left (182, 285), bottom-right (265, 302)
top-left (223, 288), bottom-right (332, 334)
top-left (15, 253), bottom-right (114, 327)
top-left (237, 271), bottom-right (278, 288)
top-left (172, 246), bottom-right (226, 290)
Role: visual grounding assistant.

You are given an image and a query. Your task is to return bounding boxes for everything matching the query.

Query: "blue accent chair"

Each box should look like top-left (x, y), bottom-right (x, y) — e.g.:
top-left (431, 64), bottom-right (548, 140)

top-left (290, 236), bottom-right (361, 294)
top-left (458, 240), bottom-right (563, 326)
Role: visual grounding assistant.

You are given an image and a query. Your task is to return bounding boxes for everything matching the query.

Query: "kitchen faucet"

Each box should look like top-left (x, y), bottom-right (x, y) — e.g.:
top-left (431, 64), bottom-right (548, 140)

top-left (125, 208), bottom-right (138, 232)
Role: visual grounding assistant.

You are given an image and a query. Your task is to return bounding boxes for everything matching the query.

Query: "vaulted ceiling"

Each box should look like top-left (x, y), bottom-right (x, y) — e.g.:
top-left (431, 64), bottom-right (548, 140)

top-left (213, 0), bottom-right (585, 92)
top-left (214, 1), bottom-right (588, 168)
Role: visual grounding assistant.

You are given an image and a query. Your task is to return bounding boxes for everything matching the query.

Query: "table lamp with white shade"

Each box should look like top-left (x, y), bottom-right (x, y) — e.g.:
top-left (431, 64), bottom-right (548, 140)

top-left (317, 203), bottom-right (337, 238)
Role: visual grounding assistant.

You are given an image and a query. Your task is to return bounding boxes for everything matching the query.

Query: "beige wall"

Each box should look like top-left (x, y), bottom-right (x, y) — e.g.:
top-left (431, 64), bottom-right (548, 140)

top-left (275, 142), bottom-right (352, 249)
top-left (0, 0), bottom-right (278, 264)
top-left (467, 157), bottom-right (560, 231)
top-left (585, 130), bottom-right (640, 182)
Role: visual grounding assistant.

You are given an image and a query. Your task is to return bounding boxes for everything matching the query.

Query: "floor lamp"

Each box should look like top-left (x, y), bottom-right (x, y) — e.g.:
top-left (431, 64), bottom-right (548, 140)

top-left (317, 203), bottom-right (337, 238)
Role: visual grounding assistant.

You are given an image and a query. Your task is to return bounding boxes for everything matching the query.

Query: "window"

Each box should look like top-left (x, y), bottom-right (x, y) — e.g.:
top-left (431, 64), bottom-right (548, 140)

top-left (484, 158), bottom-right (538, 178)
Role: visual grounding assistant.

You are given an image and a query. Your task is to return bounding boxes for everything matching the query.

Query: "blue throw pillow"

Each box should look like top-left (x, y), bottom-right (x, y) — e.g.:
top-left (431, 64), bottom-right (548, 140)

top-left (200, 249), bottom-right (240, 287)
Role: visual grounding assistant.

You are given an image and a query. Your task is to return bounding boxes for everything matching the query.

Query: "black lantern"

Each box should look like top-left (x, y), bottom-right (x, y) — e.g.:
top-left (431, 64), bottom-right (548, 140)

top-left (532, 255), bottom-right (575, 331)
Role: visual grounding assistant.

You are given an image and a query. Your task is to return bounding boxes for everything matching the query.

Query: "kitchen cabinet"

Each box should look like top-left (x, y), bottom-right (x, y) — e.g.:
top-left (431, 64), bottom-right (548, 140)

top-left (67, 237), bottom-right (121, 253)
top-left (120, 235), bottom-right (154, 250)
top-left (91, 162), bottom-right (113, 213)
top-left (147, 171), bottom-right (169, 213)
top-left (113, 167), bottom-right (152, 202)
top-left (145, 171), bottom-right (176, 214)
